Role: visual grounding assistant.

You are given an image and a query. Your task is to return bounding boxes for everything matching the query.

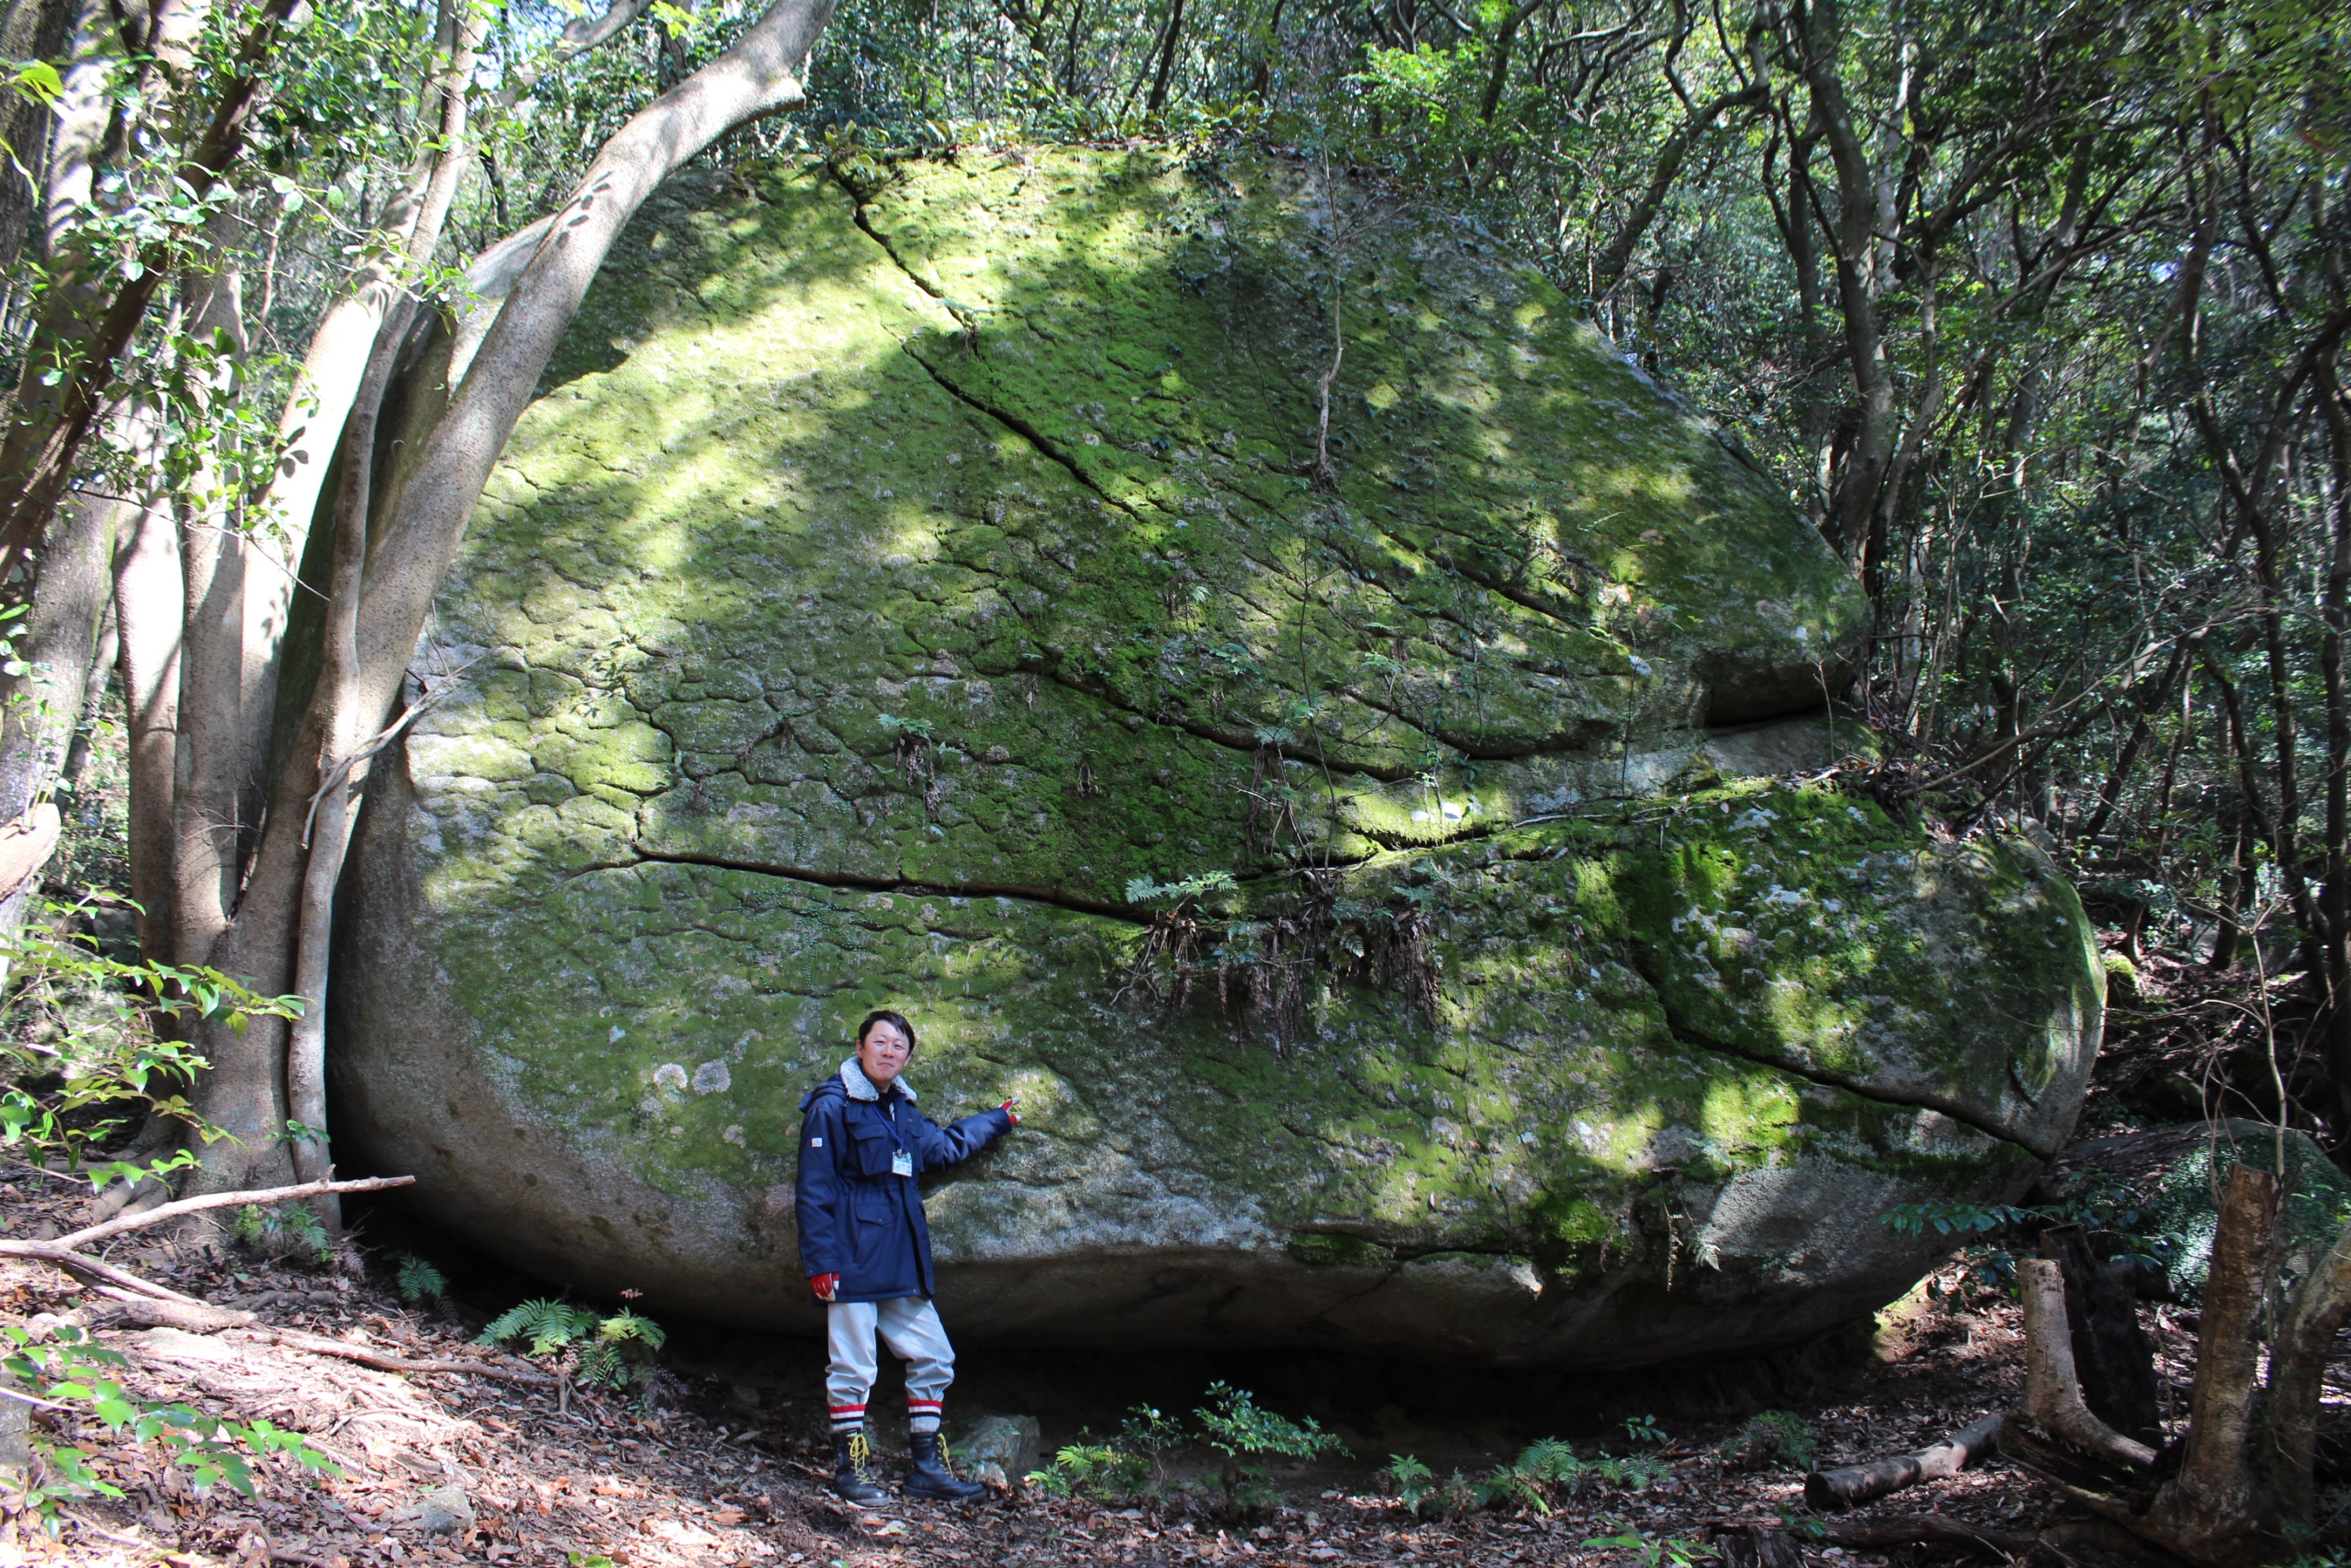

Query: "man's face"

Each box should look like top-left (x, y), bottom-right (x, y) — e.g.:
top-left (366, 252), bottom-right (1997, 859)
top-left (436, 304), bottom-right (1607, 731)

top-left (859, 1021), bottom-right (912, 1089)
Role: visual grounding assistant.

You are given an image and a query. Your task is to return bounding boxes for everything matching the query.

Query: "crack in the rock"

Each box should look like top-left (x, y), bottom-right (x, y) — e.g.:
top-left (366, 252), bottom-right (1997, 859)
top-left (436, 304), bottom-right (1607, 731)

top-left (1622, 944), bottom-right (2047, 1157)
top-left (595, 844), bottom-right (1155, 925)
top-left (1027, 663), bottom-right (1420, 783)
top-left (832, 178), bottom-right (1148, 530)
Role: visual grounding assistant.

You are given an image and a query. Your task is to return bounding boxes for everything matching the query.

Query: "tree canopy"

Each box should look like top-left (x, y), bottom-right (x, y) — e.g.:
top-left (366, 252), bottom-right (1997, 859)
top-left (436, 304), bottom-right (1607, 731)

top-left (0, 0), bottom-right (2343, 1225)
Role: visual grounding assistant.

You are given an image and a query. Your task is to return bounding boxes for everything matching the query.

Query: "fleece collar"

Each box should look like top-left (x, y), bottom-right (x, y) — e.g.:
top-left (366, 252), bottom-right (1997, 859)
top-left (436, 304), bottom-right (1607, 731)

top-left (839, 1056), bottom-right (916, 1104)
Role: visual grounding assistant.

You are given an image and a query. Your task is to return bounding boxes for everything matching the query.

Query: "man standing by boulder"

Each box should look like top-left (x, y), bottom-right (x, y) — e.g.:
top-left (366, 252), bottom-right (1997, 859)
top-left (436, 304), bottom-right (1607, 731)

top-left (796, 1009), bottom-right (1018, 1504)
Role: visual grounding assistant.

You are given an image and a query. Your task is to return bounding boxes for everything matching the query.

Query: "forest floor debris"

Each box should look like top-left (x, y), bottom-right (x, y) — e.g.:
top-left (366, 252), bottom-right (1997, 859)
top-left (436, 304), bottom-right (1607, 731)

top-left (0, 1172), bottom-right (2226, 1568)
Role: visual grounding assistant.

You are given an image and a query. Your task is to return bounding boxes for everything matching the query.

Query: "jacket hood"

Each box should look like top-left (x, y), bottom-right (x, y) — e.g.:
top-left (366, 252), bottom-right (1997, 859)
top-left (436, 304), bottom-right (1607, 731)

top-left (838, 1057), bottom-right (917, 1103)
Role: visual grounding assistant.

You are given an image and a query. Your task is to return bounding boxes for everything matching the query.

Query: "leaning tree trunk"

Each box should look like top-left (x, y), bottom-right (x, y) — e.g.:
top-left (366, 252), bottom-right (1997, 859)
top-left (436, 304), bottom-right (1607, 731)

top-left (180, 0), bottom-right (841, 1191)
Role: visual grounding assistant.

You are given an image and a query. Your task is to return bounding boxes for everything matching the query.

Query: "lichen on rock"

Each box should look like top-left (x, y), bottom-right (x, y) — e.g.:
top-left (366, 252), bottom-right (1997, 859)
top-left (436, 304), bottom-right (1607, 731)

top-left (333, 147), bottom-right (2099, 1365)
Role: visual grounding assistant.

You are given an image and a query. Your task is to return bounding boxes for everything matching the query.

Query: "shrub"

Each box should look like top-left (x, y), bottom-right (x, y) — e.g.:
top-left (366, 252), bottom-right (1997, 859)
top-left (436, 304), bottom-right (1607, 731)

top-left (1194, 1381), bottom-right (1343, 1515)
top-left (1024, 1404), bottom-right (1188, 1502)
top-left (1389, 1438), bottom-right (1671, 1520)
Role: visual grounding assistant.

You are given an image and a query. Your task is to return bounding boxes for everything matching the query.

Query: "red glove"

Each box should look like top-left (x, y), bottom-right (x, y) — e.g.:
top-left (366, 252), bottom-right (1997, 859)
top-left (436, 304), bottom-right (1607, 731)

top-left (1001, 1099), bottom-right (1020, 1125)
top-left (810, 1272), bottom-right (840, 1303)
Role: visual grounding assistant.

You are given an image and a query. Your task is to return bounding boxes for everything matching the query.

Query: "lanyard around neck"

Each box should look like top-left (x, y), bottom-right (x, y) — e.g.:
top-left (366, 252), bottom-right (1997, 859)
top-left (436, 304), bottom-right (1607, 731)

top-left (866, 1095), bottom-right (912, 1153)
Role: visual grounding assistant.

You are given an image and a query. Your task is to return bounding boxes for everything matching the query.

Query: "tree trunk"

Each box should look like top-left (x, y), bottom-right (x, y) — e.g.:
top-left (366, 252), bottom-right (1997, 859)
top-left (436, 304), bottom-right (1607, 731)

top-left (1590, 81), bottom-right (1764, 302)
top-left (2040, 1222), bottom-right (2163, 1448)
top-left (2318, 358), bottom-right (2351, 1125)
top-left (2081, 641), bottom-right (2189, 844)
top-left (2136, 1164), bottom-right (2283, 1566)
top-left (2037, 1223), bottom-right (2161, 1448)
top-left (181, 0), bottom-right (840, 1191)
top-left (1473, 0), bottom-right (1535, 125)
top-left (2267, 1219), bottom-right (2351, 1525)
top-left (2210, 815), bottom-right (2250, 970)
top-left (0, 488), bottom-right (121, 967)
top-left (2003, 1169), bottom-right (2291, 1567)
top-left (1145, 0), bottom-right (1185, 116)
top-left (1791, 0), bottom-right (1897, 561)
top-left (2012, 1257), bottom-right (2158, 1473)
top-left (283, 0), bottom-right (485, 1220)
top-left (113, 482), bottom-right (182, 963)
top-left (57, 594), bottom-right (116, 794)
top-left (245, 0), bottom-right (469, 744)
top-left (166, 219), bottom-right (256, 972)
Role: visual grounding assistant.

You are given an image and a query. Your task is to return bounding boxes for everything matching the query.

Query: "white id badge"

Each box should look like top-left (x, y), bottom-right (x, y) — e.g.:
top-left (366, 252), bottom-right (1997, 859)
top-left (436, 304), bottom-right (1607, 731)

top-left (891, 1149), bottom-right (914, 1177)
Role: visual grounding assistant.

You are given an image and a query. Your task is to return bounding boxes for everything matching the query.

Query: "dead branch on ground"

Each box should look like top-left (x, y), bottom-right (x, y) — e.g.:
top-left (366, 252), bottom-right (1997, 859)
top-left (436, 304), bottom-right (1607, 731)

top-left (0, 1173), bottom-right (414, 1301)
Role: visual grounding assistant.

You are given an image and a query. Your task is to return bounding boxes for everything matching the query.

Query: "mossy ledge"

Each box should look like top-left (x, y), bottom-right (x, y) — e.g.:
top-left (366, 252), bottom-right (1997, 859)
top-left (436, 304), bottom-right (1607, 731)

top-left (331, 147), bottom-right (2097, 1365)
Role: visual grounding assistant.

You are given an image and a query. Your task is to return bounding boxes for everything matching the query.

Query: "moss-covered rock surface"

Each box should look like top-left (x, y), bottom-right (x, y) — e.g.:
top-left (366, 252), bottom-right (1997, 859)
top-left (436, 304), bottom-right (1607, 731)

top-left (335, 147), bottom-right (2101, 1365)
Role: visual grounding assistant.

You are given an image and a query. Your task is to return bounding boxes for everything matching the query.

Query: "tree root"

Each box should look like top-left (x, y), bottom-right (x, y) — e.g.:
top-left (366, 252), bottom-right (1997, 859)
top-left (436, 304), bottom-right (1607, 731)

top-left (85, 1287), bottom-right (255, 1332)
top-left (234, 1326), bottom-right (556, 1388)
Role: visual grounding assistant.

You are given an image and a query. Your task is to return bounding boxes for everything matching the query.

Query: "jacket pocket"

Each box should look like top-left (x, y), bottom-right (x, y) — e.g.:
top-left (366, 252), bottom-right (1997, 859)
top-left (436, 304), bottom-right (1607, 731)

top-left (847, 1123), bottom-right (900, 1179)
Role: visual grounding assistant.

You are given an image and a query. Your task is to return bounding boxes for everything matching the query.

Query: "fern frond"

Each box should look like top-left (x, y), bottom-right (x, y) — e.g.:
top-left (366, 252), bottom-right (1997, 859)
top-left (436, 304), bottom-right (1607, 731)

top-left (481, 1297), bottom-right (595, 1354)
top-left (598, 1309), bottom-right (666, 1349)
top-left (1516, 1437), bottom-right (1580, 1480)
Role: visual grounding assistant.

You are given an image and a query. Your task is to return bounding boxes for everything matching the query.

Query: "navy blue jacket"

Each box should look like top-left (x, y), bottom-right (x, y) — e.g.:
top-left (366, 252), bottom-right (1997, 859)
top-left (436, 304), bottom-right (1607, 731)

top-left (795, 1062), bottom-right (1014, 1303)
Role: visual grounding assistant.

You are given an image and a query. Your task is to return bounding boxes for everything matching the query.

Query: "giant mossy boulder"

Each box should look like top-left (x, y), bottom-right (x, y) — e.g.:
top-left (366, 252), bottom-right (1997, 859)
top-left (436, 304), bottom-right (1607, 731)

top-left (333, 147), bottom-right (2102, 1365)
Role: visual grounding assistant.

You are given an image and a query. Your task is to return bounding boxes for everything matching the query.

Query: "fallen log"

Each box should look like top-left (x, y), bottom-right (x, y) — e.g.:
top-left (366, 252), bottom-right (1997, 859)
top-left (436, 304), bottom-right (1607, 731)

top-left (8, 1242), bottom-right (209, 1303)
top-left (1804, 1412), bottom-right (2004, 1511)
top-left (235, 1325), bottom-right (556, 1388)
top-left (48, 1171), bottom-right (414, 1253)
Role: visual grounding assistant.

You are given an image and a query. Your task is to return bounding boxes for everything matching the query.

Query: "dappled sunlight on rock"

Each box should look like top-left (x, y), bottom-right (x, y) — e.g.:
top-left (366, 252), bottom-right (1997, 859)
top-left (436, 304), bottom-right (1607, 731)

top-left (332, 147), bottom-right (2097, 1368)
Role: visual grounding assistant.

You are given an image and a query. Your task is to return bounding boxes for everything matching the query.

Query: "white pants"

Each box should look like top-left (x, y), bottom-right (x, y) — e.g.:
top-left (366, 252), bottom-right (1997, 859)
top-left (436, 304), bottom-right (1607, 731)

top-left (825, 1297), bottom-right (955, 1431)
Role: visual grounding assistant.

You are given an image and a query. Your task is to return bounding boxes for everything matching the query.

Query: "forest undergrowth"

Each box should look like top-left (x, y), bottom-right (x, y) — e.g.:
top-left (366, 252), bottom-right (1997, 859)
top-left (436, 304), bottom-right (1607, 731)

top-left (0, 1167), bottom-right (2207, 1568)
top-left (2, 922), bottom-right (2321, 1568)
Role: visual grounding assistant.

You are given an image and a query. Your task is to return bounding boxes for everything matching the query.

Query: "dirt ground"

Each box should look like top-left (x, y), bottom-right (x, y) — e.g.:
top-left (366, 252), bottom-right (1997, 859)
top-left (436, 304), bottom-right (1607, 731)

top-left (0, 1172), bottom-right (2229, 1568)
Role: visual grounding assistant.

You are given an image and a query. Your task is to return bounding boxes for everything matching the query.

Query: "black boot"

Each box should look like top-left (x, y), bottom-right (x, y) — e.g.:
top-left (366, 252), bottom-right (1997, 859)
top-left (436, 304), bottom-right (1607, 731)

top-left (832, 1429), bottom-right (890, 1505)
top-left (904, 1429), bottom-right (987, 1501)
